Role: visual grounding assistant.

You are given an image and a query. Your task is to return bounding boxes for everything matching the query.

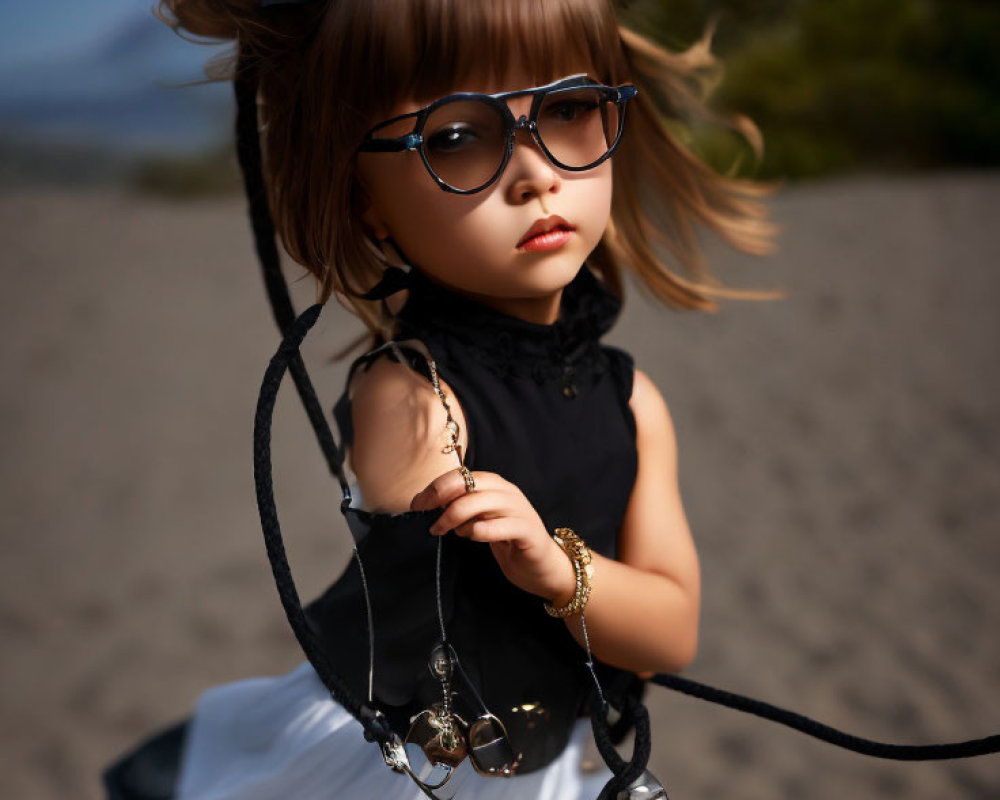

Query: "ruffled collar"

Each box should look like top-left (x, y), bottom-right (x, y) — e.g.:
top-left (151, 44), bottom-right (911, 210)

top-left (390, 264), bottom-right (622, 391)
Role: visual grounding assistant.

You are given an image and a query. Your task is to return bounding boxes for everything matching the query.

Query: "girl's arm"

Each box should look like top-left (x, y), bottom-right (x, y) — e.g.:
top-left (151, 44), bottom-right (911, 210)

top-left (557, 368), bottom-right (701, 676)
top-left (348, 354), bottom-right (470, 513)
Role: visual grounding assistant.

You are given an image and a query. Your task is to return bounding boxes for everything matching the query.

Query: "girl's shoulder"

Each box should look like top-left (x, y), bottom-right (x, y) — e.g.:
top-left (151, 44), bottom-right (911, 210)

top-left (343, 339), bottom-right (469, 514)
top-left (628, 366), bottom-right (675, 441)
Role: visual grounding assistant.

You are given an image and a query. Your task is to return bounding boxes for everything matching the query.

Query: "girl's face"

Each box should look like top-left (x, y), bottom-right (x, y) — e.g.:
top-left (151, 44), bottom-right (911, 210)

top-left (355, 67), bottom-right (613, 321)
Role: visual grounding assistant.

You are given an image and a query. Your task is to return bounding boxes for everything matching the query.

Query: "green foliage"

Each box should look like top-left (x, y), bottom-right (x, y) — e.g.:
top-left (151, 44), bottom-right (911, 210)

top-left (629, 0), bottom-right (1000, 179)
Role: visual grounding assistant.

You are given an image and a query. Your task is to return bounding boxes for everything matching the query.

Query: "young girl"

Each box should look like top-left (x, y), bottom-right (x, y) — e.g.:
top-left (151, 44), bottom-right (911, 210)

top-left (119, 0), bottom-right (773, 797)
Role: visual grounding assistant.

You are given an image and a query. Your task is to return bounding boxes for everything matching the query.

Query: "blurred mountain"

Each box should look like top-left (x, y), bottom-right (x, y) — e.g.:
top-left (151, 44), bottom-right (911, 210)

top-left (0, 6), bottom-right (233, 157)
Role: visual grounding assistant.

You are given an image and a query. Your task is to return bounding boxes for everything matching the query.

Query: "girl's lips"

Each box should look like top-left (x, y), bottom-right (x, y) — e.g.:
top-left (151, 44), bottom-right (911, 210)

top-left (516, 215), bottom-right (575, 249)
top-left (518, 228), bottom-right (572, 252)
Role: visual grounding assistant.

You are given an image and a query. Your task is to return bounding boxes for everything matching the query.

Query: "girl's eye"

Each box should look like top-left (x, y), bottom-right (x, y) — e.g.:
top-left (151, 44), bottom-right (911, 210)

top-left (543, 99), bottom-right (600, 124)
top-left (425, 125), bottom-right (479, 154)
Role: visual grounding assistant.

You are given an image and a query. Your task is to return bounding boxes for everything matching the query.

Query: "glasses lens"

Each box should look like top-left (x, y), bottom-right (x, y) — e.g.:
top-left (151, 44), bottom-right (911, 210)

top-left (468, 714), bottom-right (517, 776)
top-left (404, 711), bottom-right (459, 789)
top-left (536, 87), bottom-right (620, 169)
top-left (403, 741), bottom-right (454, 788)
top-left (422, 98), bottom-right (507, 191)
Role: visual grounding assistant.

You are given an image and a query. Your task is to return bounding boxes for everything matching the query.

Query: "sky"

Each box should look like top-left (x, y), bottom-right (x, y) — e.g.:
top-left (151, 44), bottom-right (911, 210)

top-left (0, 0), bottom-right (144, 70)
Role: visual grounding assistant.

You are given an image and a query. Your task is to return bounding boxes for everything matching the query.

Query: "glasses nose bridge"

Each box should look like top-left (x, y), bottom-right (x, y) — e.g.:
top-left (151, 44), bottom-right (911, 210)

top-left (509, 109), bottom-right (543, 154)
top-left (512, 113), bottom-right (534, 133)
top-left (501, 88), bottom-right (539, 137)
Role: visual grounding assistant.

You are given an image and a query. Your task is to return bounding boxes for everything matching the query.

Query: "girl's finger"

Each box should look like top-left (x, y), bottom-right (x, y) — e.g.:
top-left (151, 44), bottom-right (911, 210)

top-left (453, 516), bottom-right (516, 543)
top-left (427, 489), bottom-right (512, 536)
top-left (411, 467), bottom-right (498, 511)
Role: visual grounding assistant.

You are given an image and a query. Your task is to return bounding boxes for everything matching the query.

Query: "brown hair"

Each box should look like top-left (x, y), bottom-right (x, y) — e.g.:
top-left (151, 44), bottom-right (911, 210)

top-left (157, 0), bottom-right (777, 346)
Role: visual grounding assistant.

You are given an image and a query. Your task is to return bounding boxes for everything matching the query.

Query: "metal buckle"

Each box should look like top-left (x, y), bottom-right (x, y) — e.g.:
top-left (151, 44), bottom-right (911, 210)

top-left (378, 732), bottom-right (408, 773)
top-left (617, 768), bottom-right (669, 799)
top-left (377, 721), bottom-right (458, 798)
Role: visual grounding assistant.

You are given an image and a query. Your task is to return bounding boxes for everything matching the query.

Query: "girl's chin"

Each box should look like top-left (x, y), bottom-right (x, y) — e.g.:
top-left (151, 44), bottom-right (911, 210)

top-left (515, 252), bottom-right (589, 283)
top-left (420, 251), bottom-right (587, 297)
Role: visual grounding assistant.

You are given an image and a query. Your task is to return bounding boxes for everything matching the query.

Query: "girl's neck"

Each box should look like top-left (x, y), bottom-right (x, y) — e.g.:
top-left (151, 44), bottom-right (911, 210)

top-left (396, 268), bottom-right (566, 326)
top-left (467, 290), bottom-right (564, 326)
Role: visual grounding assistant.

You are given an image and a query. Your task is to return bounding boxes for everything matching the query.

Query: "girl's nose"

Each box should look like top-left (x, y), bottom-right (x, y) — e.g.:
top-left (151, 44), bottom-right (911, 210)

top-left (504, 126), bottom-right (561, 205)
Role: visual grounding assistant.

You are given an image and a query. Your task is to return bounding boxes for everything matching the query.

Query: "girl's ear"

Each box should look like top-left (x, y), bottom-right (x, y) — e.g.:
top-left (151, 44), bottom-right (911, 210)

top-left (361, 204), bottom-right (391, 242)
top-left (353, 172), bottom-right (392, 241)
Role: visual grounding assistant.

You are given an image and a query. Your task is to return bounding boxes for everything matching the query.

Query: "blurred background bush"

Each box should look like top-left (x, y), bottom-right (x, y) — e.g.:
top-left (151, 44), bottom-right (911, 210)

top-left (624, 0), bottom-right (1000, 179)
top-left (0, 0), bottom-right (997, 193)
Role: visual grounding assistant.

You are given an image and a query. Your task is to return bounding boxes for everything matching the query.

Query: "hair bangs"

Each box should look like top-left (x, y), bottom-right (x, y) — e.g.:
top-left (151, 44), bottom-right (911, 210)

top-left (328, 0), bottom-right (625, 126)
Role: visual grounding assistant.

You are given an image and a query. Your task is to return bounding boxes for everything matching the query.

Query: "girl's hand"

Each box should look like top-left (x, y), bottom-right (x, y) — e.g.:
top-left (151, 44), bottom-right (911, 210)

top-left (410, 468), bottom-right (576, 604)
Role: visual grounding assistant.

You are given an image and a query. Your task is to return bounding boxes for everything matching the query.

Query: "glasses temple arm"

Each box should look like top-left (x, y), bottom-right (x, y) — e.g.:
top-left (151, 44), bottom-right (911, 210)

top-left (358, 133), bottom-right (422, 153)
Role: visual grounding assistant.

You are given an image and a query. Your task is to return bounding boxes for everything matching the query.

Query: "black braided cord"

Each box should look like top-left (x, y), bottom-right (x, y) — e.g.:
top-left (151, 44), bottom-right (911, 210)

top-left (252, 302), bottom-right (393, 747)
top-left (236, 48), bottom-right (391, 747)
top-left (591, 694), bottom-right (655, 798)
top-left (651, 672), bottom-right (1000, 761)
top-left (233, 31), bottom-right (1000, 794)
top-left (234, 48), bottom-right (349, 498)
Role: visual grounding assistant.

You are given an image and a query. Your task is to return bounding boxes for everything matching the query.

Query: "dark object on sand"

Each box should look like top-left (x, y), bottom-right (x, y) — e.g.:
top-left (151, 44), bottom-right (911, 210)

top-left (102, 721), bottom-right (188, 800)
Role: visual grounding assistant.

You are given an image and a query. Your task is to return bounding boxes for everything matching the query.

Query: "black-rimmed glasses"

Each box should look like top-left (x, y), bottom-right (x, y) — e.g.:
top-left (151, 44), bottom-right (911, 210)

top-left (357, 74), bottom-right (638, 194)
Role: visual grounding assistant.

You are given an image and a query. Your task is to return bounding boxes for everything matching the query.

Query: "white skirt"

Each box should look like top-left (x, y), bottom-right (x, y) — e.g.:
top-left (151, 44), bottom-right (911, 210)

top-left (177, 661), bottom-right (613, 800)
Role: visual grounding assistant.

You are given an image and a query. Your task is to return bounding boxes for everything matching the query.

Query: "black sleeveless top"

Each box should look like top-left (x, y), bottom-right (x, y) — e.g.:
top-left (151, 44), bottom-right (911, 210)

top-left (305, 263), bottom-right (640, 772)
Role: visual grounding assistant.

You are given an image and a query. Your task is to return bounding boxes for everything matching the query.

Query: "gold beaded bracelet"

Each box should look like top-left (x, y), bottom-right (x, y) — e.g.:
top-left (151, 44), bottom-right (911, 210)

top-left (543, 527), bottom-right (594, 618)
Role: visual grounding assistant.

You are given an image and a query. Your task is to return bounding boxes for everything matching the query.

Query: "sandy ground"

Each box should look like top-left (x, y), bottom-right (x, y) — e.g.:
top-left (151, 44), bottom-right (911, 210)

top-left (1, 172), bottom-right (998, 799)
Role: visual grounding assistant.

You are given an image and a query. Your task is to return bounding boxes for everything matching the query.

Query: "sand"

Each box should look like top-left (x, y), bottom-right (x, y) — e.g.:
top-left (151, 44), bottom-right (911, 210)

top-left (1, 172), bottom-right (997, 799)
